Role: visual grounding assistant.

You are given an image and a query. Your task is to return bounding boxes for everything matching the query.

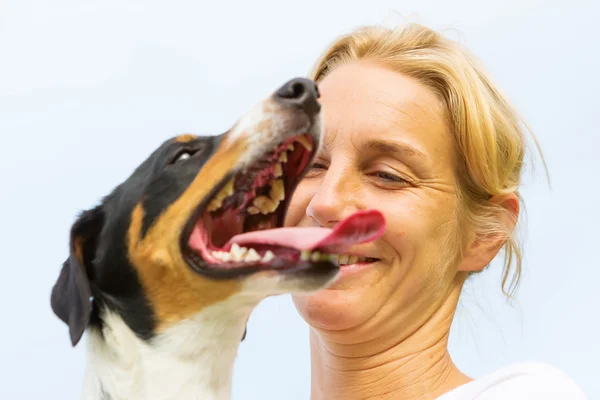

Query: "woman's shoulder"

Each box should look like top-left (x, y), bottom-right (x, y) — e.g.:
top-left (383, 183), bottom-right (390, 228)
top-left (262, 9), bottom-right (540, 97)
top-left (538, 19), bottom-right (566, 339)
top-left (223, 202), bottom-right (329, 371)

top-left (437, 361), bottom-right (587, 399)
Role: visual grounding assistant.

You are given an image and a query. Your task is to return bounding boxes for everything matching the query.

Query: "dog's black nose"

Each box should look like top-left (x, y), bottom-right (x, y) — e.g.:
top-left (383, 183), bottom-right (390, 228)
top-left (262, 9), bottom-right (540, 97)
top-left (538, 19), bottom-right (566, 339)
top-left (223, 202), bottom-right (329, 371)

top-left (274, 78), bottom-right (321, 118)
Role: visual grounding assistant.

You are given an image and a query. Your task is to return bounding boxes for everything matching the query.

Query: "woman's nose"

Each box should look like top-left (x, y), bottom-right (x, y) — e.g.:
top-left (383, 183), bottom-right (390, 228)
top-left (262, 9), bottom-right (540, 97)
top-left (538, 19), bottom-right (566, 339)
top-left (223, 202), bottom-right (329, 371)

top-left (306, 168), bottom-right (356, 228)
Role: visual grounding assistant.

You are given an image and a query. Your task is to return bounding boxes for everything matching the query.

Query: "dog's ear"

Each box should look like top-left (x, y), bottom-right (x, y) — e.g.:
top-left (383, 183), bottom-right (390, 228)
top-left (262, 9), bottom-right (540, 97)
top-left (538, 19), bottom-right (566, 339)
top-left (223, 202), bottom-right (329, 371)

top-left (51, 205), bottom-right (104, 347)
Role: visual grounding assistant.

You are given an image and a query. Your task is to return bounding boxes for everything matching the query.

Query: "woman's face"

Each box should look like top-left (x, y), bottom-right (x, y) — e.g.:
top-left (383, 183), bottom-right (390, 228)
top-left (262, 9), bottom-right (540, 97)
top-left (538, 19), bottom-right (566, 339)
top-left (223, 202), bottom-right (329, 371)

top-left (285, 62), bottom-right (466, 334)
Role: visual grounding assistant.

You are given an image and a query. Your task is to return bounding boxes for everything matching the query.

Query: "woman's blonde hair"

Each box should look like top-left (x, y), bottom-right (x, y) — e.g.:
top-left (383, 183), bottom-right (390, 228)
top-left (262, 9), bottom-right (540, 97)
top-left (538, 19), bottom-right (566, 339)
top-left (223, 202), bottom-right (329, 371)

top-left (310, 23), bottom-right (545, 297)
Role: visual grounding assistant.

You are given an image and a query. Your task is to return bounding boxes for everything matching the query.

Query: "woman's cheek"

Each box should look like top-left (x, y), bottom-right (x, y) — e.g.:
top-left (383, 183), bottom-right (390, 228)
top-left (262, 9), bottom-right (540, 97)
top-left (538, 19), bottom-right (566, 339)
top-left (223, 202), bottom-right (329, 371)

top-left (381, 209), bottom-right (422, 264)
top-left (284, 181), bottom-right (313, 226)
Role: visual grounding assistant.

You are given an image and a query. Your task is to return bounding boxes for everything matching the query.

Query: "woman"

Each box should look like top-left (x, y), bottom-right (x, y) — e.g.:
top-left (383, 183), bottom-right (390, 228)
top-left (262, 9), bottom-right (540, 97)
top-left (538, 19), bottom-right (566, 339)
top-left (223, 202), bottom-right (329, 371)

top-left (285, 23), bottom-right (586, 399)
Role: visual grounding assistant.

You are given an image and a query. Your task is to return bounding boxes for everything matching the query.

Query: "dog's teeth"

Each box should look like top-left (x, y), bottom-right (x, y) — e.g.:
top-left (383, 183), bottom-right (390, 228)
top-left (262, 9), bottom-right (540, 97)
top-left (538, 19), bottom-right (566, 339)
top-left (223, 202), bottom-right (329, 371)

top-left (223, 179), bottom-right (234, 196)
top-left (218, 251), bottom-right (229, 261)
top-left (207, 198), bottom-right (223, 212)
top-left (279, 152), bottom-right (288, 163)
top-left (300, 250), bottom-right (311, 261)
top-left (287, 143), bottom-right (294, 151)
top-left (207, 181), bottom-right (234, 212)
top-left (348, 255), bottom-right (358, 264)
top-left (296, 136), bottom-right (313, 151)
top-left (257, 220), bottom-right (270, 230)
top-left (338, 255), bottom-right (349, 264)
top-left (269, 179), bottom-right (285, 202)
top-left (268, 200), bottom-right (279, 212)
top-left (247, 206), bottom-right (260, 215)
top-left (262, 250), bottom-right (275, 262)
top-left (244, 248), bottom-right (261, 262)
top-left (252, 196), bottom-right (269, 212)
top-left (259, 199), bottom-right (278, 213)
top-left (310, 251), bottom-right (321, 262)
top-left (230, 243), bottom-right (248, 261)
top-left (274, 163), bottom-right (283, 177)
top-left (253, 196), bottom-right (278, 214)
top-left (215, 185), bottom-right (231, 201)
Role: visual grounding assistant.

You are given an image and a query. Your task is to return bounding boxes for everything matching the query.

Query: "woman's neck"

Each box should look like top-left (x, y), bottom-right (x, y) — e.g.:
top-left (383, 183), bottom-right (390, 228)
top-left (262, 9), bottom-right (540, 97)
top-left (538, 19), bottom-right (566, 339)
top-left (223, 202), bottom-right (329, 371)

top-left (309, 278), bottom-right (470, 400)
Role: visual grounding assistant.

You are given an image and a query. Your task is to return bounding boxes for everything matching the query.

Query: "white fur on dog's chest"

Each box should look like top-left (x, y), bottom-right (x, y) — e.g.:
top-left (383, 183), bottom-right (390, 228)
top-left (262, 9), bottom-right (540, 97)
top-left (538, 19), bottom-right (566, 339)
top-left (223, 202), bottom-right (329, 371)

top-left (82, 294), bottom-right (255, 400)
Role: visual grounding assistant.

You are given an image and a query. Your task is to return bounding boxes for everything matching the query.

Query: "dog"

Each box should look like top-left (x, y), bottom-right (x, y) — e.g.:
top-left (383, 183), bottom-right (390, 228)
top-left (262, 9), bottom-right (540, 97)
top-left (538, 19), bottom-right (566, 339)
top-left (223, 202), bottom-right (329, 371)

top-left (50, 78), bottom-right (385, 400)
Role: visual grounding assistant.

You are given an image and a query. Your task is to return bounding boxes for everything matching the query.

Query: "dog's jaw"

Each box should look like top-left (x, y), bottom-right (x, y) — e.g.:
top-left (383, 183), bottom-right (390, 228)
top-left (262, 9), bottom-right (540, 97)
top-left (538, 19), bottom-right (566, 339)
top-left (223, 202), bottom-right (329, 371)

top-left (82, 293), bottom-right (256, 400)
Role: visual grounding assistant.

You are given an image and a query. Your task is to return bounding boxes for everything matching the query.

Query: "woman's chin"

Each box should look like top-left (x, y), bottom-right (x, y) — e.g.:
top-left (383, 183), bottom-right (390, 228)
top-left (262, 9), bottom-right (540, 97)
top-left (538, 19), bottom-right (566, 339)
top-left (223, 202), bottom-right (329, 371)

top-left (291, 259), bottom-right (394, 331)
top-left (292, 284), bottom-right (378, 332)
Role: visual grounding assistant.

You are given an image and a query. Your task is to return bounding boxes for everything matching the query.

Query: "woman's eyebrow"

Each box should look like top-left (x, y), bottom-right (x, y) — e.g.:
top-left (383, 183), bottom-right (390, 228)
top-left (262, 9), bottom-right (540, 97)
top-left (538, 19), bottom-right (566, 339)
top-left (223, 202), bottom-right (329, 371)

top-left (363, 139), bottom-right (426, 158)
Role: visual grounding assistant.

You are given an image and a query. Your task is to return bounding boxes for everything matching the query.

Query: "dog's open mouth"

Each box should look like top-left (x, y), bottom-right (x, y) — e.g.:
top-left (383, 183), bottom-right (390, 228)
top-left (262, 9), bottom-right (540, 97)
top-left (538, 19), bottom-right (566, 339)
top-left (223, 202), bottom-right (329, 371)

top-left (182, 133), bottom-right (385, 275)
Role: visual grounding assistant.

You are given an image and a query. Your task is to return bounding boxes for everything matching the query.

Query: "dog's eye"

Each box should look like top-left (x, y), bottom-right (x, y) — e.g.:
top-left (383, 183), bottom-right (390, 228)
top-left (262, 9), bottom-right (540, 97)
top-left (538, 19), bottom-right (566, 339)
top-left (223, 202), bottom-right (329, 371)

top-left (177, 152), bottom-right (192, 162)
top-left (171, 150), bottom-right (195, 164)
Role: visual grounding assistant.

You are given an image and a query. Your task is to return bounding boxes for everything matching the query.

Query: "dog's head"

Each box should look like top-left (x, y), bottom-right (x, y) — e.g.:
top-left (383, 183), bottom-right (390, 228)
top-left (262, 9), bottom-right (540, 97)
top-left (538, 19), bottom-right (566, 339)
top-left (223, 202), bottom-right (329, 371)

top-left (50, 78), bottom-right (384, 347)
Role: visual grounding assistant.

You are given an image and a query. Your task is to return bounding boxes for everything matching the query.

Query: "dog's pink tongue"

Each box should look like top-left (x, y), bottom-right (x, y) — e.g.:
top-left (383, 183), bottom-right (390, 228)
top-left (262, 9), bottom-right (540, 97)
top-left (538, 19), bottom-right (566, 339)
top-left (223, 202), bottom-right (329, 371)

top-left (225, 210), bottom-right (385, 253)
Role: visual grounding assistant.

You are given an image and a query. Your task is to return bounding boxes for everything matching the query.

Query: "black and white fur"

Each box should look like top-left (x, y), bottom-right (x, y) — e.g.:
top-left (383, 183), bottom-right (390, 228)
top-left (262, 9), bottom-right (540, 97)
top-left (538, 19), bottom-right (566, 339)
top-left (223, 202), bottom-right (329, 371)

top-left (50, 78), bottom-right (337, 400)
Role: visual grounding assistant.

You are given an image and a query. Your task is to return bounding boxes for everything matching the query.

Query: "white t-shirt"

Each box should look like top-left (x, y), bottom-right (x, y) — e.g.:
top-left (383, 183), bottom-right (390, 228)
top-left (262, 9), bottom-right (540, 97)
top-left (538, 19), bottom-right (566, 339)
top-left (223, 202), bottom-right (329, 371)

top-left (436, 362), bottom-right (587, 399)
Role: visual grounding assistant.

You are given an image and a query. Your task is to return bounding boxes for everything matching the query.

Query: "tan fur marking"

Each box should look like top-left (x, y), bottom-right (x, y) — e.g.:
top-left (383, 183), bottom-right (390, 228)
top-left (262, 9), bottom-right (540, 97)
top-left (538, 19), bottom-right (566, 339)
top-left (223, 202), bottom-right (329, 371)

top-left (74, 237), bottom-right (85, 265)
top-left (127, 137), bottom-right (249, 330)
top-left (175, 134), bottom-right (197, 143)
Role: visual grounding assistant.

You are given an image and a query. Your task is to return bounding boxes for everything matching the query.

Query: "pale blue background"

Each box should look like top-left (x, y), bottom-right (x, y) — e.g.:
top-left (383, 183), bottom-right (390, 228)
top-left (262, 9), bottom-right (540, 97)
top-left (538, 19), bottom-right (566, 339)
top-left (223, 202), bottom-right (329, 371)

top-left (1, 0), bottom-right (598, 398)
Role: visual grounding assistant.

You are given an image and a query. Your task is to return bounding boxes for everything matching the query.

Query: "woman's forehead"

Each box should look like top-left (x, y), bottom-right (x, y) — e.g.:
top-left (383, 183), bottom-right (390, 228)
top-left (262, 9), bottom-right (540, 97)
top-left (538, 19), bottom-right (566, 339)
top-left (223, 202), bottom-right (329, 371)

top-left (318, 62), bottom-right (452, 160)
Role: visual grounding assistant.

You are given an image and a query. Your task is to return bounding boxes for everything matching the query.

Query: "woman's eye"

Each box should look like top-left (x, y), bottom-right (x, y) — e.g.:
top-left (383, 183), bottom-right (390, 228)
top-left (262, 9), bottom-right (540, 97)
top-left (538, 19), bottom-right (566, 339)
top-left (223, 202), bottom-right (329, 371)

top-left (310, 162), bottom-right (328, 170)
top-left (372, 171), bottom-right (409, 185)
top-left (302, 162), bottom-right (327, 178)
